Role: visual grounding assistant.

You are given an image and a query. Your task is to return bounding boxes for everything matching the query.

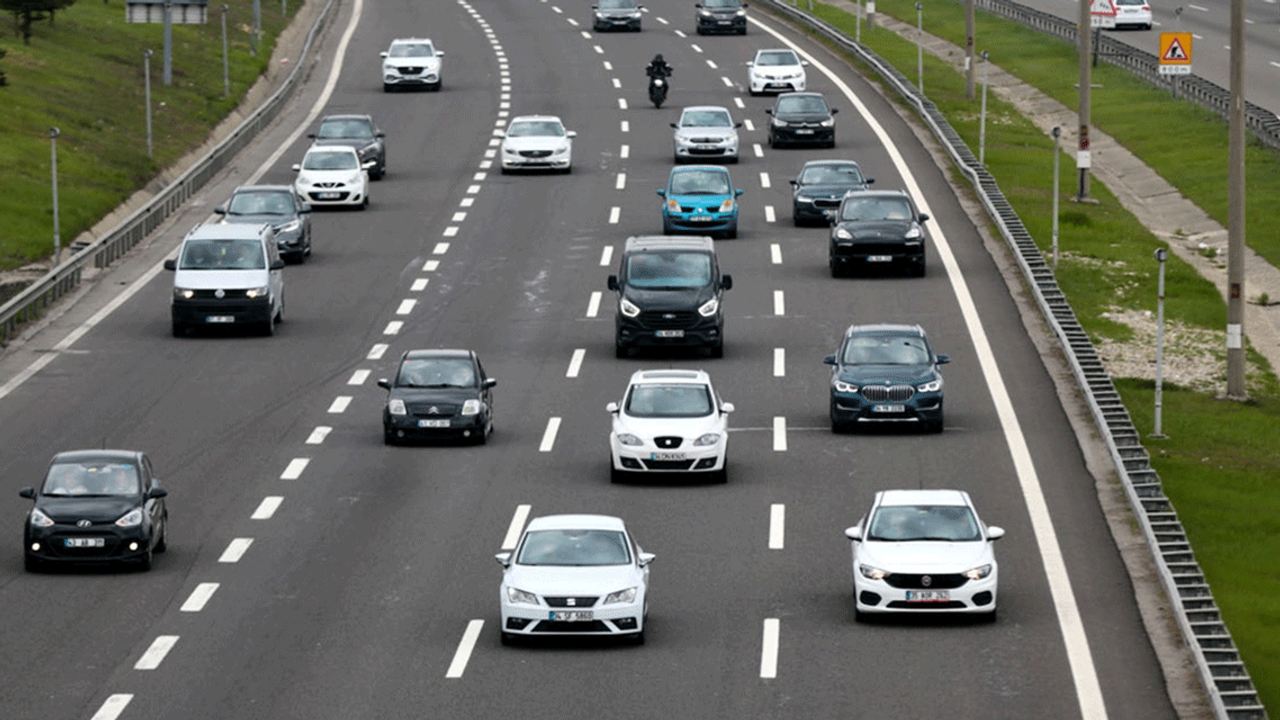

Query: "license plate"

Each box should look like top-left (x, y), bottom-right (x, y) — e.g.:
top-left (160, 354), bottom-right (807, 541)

top-left (873, 404), bottom-right (906, 413)
top-left (655, 329), bottom-right (685, 338)
top-left (418, 419), bottom-right (450, 428)
top-left (650, 452), bottom-right (687, 461)
top-left (796, 129), bottom-right (814, 134)
top-left (689, 215), bottom-right (714, 222)
top-left (696, 144), bottom-right (718, 150)
top-left (549, 610), bottom-right (594, 622)
top-left (718, 19), bottom-right (732, 24)
top-left (905, 590), bottom-right (950, 602)
top-left (206, 316), bottom-right (235, 323)
top-left (868, 255), bottom-right (893, 263)
top-left (317, 192), bottom-right (341, 199)
top-left (65, 538), bottom-right (105, 548)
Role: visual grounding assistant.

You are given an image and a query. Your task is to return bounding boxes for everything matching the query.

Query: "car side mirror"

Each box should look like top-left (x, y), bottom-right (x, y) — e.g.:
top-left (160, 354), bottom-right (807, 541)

top-left (656, 189), bottom-right (666, 197)
top-left (987, 526), bottom-right (1005, 540)
top-left (436, 51), bottom-right (445, 56)
top-left (823, 354), bottom-right (837, 365)
top-left (935, 354), bottom-right (950, 365)
top-left (307, 133), bottom-right (317, 139)
top-left (918, 213), bottom-right (930, 223)
top-left (734, 122), bottom-right (743, 128)
top-left (831, 107), bottom-right (839, 114)
top-left (495, 552), bottom-right (512, 567)
top-left (720, 274), bottom-right (733, 290)
top-left (638, 552), bottom-right (655, 567)
top-left (606, 401), bottom-right (620, 413)
top-left (483, 378), bottom-right (497, 389)
top-left (363, 160), bottom-right (377, 170)
top-left (823, 209), bottom-right (837, 223)
top-left (270, 259), bottom-right (286, 270)
top-left (376, 131), bottom-right (386, 138)
top-left (148, 487), bottom-right (168, 499)
top-left (801, 60), bottom-right (810, 66)
top-left (567, 130), bottom-right (577, 138)
top-left (19, 487), bottom-right (34, 499)
top-left (745, 61), bottom-right (754, 67)
top-left (735, 189), bottom-right (744, 197)
top-left (865, 178), bottom-right (875, 185)
top-left (720, 402), bottom-right (735, 413)
top-left (764, 108), bottom-right (773, 115)
top-left (214, 206), bottom-right (227, 216)
top-left (695, 2), bottom-right (703, 7)
top-left (163, 259), bottom-right (177, 271)
top-left (299, 204), bottom-right (312, 214)
top-left (607, 275), bottom-right (620, 291)
top-left (291, 163), bottom-right (301, 172)
top-left (380, 51), bottom-right (389, 58)
top-left (670, 122), bottom-right (679, 129)
top-left (377, 378), bottom-right (391, 390)
top-left (789, 179), bottom-right (798, 186)
top-left (844, 525), bottom-right (862, 541)
top-left (495, 129), bottom-right (506, 137)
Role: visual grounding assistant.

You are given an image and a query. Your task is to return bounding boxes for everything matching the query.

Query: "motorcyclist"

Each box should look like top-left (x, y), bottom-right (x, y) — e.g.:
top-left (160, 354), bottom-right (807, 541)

top-left (645, 54), bottom-right (673, 80)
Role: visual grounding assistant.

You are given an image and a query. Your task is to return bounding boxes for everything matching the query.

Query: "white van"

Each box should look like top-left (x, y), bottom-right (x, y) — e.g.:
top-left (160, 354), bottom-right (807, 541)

top-left (163, 223), bottom-right (285, 337)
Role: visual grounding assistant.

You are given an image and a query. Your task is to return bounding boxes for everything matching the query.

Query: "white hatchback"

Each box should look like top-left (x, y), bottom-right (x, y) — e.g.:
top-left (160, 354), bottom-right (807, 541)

top-left (746, 48), bottom-right (808, 95)
top-left (608, 369), bottom-right (733, 483)
top-left (292, 146), bottom-right (372, 209)
top-left (844, 489), bottom-right (1003, 621)
top-left (499, 115), bottom-right (576, 174)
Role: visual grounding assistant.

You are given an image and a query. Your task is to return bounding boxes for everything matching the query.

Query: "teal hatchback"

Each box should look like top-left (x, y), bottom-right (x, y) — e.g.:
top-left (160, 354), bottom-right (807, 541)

top-left (658, 165), bottom-right (743, 239)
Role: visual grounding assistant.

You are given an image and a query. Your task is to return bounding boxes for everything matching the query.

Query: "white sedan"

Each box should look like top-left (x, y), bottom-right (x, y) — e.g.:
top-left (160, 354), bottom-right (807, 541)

top-left (608, 369), bottom-right (733, 483)
top-left (291, 146), bottom-right (372, 209)
top-left (496, 514), bottom-right (653, 645)
top-left (844, 489), bottom-right (1003, 621)
top-left (499, 115), bottom-right (576, 174)
top-left (745, 48), bottom-right (808, 95)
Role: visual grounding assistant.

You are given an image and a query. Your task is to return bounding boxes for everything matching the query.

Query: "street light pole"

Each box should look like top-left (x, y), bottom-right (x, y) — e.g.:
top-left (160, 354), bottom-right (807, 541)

top-left (1152, 247), bottom-right (1169, 438)
top-left (1226, 0), bottom-right (1246, 398)
top-left (915, 2), bottom-right (924, 94)
top-left (144, 49), bottom-right (153, 158)
top-left (221, 5), bottom-right (230, 98)
top-left (978, 50), bottom-right (989, 164)
top-left (49, 128), bottom-right (61, 264)
top-left (162, 0), bottom-right (172, 85)
top-left (1052, 126), bottom-right (1061, 269)
top-left (251, 0), bottom-right (261, 56)
top-left (964, 0), bottom-right (975, 99)
top-left (1076, 0), bottom-right (1093, 201)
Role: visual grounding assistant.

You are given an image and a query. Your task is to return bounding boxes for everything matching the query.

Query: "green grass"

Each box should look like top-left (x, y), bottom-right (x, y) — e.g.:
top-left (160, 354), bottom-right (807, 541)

top-left (0, 0), bottom-right (296, 269)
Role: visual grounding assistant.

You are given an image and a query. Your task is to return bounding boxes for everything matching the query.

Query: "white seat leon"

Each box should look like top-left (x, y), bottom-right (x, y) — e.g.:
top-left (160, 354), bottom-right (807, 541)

top-left (844, 489), bottom-right (1004, 621)
top-left (496, 514), bottom-right (653, 645)
top-left (607, 369), bottom-right (733, 483)
top-left (746, 48), bottom-right (808, 95)
top-left (291, 145), bottom-right (372, 209)
top-left (499, 115), bottom-right (576, 174)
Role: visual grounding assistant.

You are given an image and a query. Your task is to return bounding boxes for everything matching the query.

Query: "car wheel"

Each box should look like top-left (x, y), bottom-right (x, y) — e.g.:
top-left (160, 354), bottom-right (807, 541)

top-left (695, 26), bottom-right (705, 35)
top-left (738, 26), bottom-right (747, 35)
top-left (262, 312), bottom-right (276, 337)
top-left (928, 416), bottom-right (944, 434)
top-left (826, 138), bottom-right (836, 149)
top-left (383, 426), bottom-right (397, 446)
top-left (562, 165), bottom-right (572, 175)
top-left (662, 217), bottom-right (674, 235)
top-left (383, 84), bottom-right (393, 92)
top-left (708, 341), bottom-right (724, 359)
top-left (794, 215), bottom-right (804, 227)
top-left (982, 607), bottom-right (998, 623)
top-left (610, 463), bottom-right (627, 484)
top-left (724, 224), bottom-right (737, 239)
top-left (831, 417), bottom-right (850, 433)
top-left (171, 321), bottom-right (186, 338)
top-left (154, 518), bottom-right (168, 553)
top-left (23, 554), bottom-right (41, 573)
top-left (474, 421), bottom-right (489, 446)
top-left (853, 605), bottom-right (868, 623)
top-left (629, 629), bottom-right (646, 645)
top-left (727, 155), bottom-right (738, 165)
top-left (136, 546), bottom-right (153, 572)
top-left (360, 195), bottom-right (369, 211)
top-left (500, 165), bottom-right (510, 175)
top-left (500, 631), bottom-right (516, 646)
top-left (829, 257), bottom-right (845, 278)
top-left (712, 465), bottom-right (728, 484)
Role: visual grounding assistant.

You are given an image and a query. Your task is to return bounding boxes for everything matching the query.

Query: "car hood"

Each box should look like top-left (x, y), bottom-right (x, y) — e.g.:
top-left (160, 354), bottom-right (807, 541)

top-left (834, 219), bottom-right (916, 240)
top-left (311, 137), bottom-right (379, 150)
top-left (858, 540), bottom-right (993, 573)
top-left (505, 564), bottom-right (643, 596)
top-left (220, 213), bottom-right (298, 228)
top-left (675, 127), bottom-right (737, 141)
top-left (667, 191), bottom-right (733, 207)
top-left (775, 111), bottom-right (832, 123)
top-left (297, 168), bottom-right (364, 182)
top-left (615, 413), bottom-right (724, 438)
top-left (622, 284), bottom-right (716, 310)
top-left (36, 497), bottom-right (139, 523)
top-left (388, 386), bottom-right (481, 404)
top-left (838, 364), bottom-right (936, 385)
top-left (795, 183), bottom-right (860, 200)
top-left (174, 269), bottom-right (270, 289)
top-left (385, 57), bottom-right (439, 69)
top-left (753, 66), bottom-right (803, 77)
top-left (502, 136), bottom-right (570, 152)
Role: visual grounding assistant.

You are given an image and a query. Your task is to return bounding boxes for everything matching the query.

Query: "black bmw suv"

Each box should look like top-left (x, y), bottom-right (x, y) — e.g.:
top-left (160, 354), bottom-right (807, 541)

top-left (828, 189), bottom-right (930, 277)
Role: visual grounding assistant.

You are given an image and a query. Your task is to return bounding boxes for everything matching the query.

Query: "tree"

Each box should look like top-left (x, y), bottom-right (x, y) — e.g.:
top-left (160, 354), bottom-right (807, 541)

top-left (2, 0), bottom-right (76, 44)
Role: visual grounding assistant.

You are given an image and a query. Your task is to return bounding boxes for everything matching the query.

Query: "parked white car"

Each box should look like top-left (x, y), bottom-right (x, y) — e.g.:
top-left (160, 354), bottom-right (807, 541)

top-left (291, 146), bottom-right (372, 209)
top-left (499, 115), bottom-right (576, 173)
top-left (746, 48), bottom-right (807, 95)
top-left (608, 369), bottom-right (733, 483)
top-left (672, 106), bottom-right (742, 164)
top-left (496, 514), bottom-right (653, 645)
top-left (380, 38), bottom-right (444, 91)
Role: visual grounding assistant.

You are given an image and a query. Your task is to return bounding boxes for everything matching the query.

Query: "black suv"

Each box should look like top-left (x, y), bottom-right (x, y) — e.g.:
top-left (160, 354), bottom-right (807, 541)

top-left (308, 114), bottom-right (387, 180)
top-left (695, 0), bottom-right (747, 34)
top-left (607, 236), bottom-right (733, 358)
top-left (828, 189), bottom-right (930, 277)
top-left (766, 92), bottom-right (837, 148)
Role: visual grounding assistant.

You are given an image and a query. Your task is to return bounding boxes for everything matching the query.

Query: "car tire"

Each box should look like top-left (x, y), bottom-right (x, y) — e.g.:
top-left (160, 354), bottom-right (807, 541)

top-left (610, 463), bottom-right (627, 484)
top-left (474, 420), bottom-right (490, 445)
top-left (927, 416), bottom-right (944, 434)
top-left (263, 312), bottom-right (276, 337)
top-left (727, 155), bottom-right (738, 165)
top-left (500, 631), bottom-right (516, 646)
top-left (360, 195), bottom-right (369, 211)
top-left (154, 518), bottom-right (168, 553)
top-left (383, 84), bottom-right (393, 92)
top-left (500, 166), bottom-right (510, 175)
top-left (23, 554), bottom-right (41, 573)
top-left (738, 26), bottom-right (747, 35)
top-left (629, 630), bottom-right (646, 645)
top-left (853, 605), bottom-right (868, 623)
top-left (171, 321), bottom-right (186, 338)
top-left (662, 217), bottom-right (674, 235)
top-left (712, 465), bottom-right (728, 484)
top-left (826, 138), bottom-right (836, 149)
top-left (383, 426), bottom-right (397, 446)
top-left (982, 607), bottom-right (998, 623)
top-left (562, 165), bottom-right (572, 175)
top-left (723, 224), bottom-right (737, 239)
top-left (708, 341), bottom-right (724, 359)
top-left (831, 417), bottom-right (850, 433)
top-left (695, 26), bottom-right (705, 35)
top-left (137, 546), bottom-right (153, 572)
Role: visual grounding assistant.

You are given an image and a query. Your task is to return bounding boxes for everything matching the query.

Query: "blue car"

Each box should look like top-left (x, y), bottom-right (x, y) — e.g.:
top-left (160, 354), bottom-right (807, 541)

top-left (824, 323), bottom-right (948, 433)
top-left (658, 165), bottom-right (743, 239)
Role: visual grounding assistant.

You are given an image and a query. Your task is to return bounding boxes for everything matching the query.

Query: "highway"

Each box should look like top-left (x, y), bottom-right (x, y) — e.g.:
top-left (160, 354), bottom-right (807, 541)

top-left (0, 0), bottom-right (1184, 718)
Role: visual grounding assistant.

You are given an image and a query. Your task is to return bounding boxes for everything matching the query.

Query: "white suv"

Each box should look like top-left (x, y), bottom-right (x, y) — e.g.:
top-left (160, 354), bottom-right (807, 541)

top-left (380, 38), bottom-right (444, 91)
top-left (746, 48), bottom-right (808, 95)
top-left (607, 369), bottom-right (733, 483)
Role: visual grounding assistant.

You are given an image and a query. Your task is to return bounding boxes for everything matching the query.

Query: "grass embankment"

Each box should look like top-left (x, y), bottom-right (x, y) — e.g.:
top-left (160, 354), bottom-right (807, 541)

top-left (0, 0), bottom-right (298, 270)
top-left (800, 0), bottom-right (1280, 710)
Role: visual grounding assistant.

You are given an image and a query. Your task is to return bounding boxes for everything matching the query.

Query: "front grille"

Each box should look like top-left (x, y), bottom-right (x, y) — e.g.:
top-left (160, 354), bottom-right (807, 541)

top-left (545, 596), bottom-right (599, 608)
top-left (189, 289), bottom-right (250, 300)
top-left (690, 137), bottom-right (724, 144)
top-left (306, 191), bottom-right (351, 201)
top-left (397, 66), bottom-right (424, 75)
top-left (519, 150), bottom-right (553, 158)
top-left (533, 620), bottom-right (611, 633)
top-left (861, 385), bottom-right (915, 402)
top-left (813, 197), bottom-right (842, 208)
top-left (643, 459), bottom-right (696, 471)
top-left (884, 573), bottom-right (968, 590)
top-left (639, 310), bottom-right (697, 329)
top-left (688, 147), bottom-right (728, 156)
top-left (406, 402), bottom-right (459, 418)
top-left (312, 182), bottom-right (345, 189)
top-left (653, 436), bottom-right (683, 449)
top-left (679, 204), bottom-right (721, 213)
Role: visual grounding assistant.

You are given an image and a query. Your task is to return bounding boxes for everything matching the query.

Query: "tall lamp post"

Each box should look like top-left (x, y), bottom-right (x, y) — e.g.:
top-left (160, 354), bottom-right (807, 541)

top-left (978, 50), bottom-right (990, 164)
top-left (144, 49), bottom-right (154, 158)
top-left (1052, 126), bottom-right (1061, 269)
top-left (915, 2), bottom-right (924, 93)
top-left (221, 5), bottom-right (230, 98)
top-left (49, 128), bottom-right (61, 264)
top-left (1152, 247), bottom-right (1169, 438)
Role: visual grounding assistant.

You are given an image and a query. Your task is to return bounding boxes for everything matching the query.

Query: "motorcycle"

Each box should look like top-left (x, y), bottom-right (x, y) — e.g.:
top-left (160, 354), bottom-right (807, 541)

top-left (646, 67), bottom-right (670, 108)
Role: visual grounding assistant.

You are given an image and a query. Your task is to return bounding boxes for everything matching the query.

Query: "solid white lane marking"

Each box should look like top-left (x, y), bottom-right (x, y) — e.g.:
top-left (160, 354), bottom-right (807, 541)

top-left (383, 321), bottom-right (402, 335)
top-left (744, 118), bottom-right (755, 131)
top-left (281, 458), bottom-right (310, 480)
top-left (773, 417), bottom-right (787, 451)
top-left (771, 243), bottom-right (782, 264)
top-left (503, 504), bottom-right (532, 550)
top-left (306, 426), bottom-right (331, 445)
top-left (219, 538), bottom-right (253, 562)
top-left (773, 348), bottom-right (785, 377)
top-left (760, 619), bottom-right (780, 678)
top-left (252, 496), bottom-right (283, 520)
top-left (587, 291), bottom-right (602, 318)
top-left (609, 207), bottom-right (621, 224)
top-left (423, 259), bottom-right (440, 271)
top-left (348, 369), bottom-right (370, 385)
top-left (181, 583), bottom-right (219, 612)
top-left (90, 695), bottom-right (132, 720)
top-left (769, 504), bottom-right (785, 549)
top-left (396, 299), bottom-right (417, 315)
top-left (328, 396), bottom-right (352, 413)
top-left (567, 349), bottom-right (586, 378)
top-left (600, 246), bottom-right (614, 266)
top-left (446, 620), bottom-right (485, 678)
top-left (368, 343), bottom-right (389, 359)
top-left (616, 173), bottom-right (627, 190)
top-left (411, 278), bottom-right (429, 291)
top-left (540, 417), bottom-right (562, 452)
top-left (773, 290), bottom-right (785, 316)
top-left (759, 172), bottom-right (771, 188)
top-left (620, 144), bottom-right (630, 158)
top-left (753, 143), bottom-right (764, 157)
top-left (765, 206), bottom-right (776, 223)
top-left (433, 242), bottom-right (450, 254)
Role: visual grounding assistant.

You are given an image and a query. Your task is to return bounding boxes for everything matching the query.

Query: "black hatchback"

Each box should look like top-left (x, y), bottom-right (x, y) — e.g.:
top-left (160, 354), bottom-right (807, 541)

top-left (378, 349), bottom-right (496, 445)
top-left (20, 450), bottom-right (169, 571)
top-left (766, 92), bottom-right (838, 148)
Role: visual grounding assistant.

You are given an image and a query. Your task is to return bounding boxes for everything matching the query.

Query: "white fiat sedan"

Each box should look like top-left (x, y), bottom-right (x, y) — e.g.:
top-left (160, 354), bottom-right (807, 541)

top-left (844, 489), bottom-right (1003, 621)
top-left (498, 115), bottom-right (576, 174)
top-left (607, 369), bottom-right (733, 483)
top-left (291, 146), bottom-right (372, 209)
top-left (496, 514), bottom-right (653, 645)
top-left (746, 48), bottom-right (808, 95)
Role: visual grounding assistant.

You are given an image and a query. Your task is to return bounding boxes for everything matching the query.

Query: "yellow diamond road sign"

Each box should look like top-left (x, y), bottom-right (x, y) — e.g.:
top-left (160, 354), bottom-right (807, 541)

top-left (1159, 32), bottom-right (1192, 75)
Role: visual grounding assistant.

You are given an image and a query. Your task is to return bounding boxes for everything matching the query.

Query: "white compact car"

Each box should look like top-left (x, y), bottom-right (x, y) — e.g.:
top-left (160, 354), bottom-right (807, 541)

top-left (608, 369), bottom-right (733, 483)
top-left (672, 106), bottom-right (742, 164)
top-left (292, 146), bottom-right (372, 209)
top-left (380, 38), bottom-right (444, 91)
top-left (496, 514), bottom-right (653, 645)
top-left (746, 48), bottom-right (808, 95)
top-left (844, 489), bottom-right (1003, 621)
top-left (499, 115), bottom-right (576, 173)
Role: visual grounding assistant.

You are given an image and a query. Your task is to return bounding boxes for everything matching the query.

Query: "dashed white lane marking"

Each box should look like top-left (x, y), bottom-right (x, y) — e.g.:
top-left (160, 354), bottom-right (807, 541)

top-left (306, 426), bottom-right (332, 445)
top-left (473, 172), bottom-right (487, 181)
top-left (467, 184), bottom-right (481, 194)
top-left (773, 417), bottom-right (787, 451)
top-left (368, 343), bottom-right (389, 359)
top-left (603, 60), bottom-right (613, 70)
top-left (609, 207), bottom-right (621, 224)
top-left (567, 349), bottom-right (586, 378)
top-left (411, 278), bottom-right (429, 291)
top-left (135, 635), bottom-right (180, 670)
top-left (618, 98), bottom-right (628, 109)
top-left (620, 144), bottom-right (630, 158)
top-left (675, 29), bottom-right (687, 37)
top-left (281, 458), bottom-right (310, 480)
top-left (383, 321), bottom-right (402, 335)
top-left (90, 694), bottom-right (132, 720)
top-left (581, 30), bottom-right (592, 37)
top-left (503, 504), bottom-right (532, 550)
top-left (567, 17), bottom-right (578, 25)
top-left (252, 496), bottom-right (283, 520)
top-left (612, 77), bottom-right (622, 88)
top-left (621, 120), bottom-right (630, 132)
top-left (452, 211), bottom-right (467, 222)
top-left (423, 259), bottom-right (440, 271)
top-left (181, 583), bottom-right (219, 612)
top-left (616, 173), bottom-right (627, 190)
top-left (657, 16), bottom-right (669, 24)
top-left (396, 299), bottom-right (417, 315)
top-left (771, 243), bottom-right (782, 264)
top-left (734, 97), bottom-right (745, 109)
top-left (443, 227), bottom-right (459, 237)
top-left (219, 538), bottom-right (253, 563)
top-left (587, 291), bottom-right (602, 318)
top-left (721, 76), bottom-right (734, 87)
top-left (760, 619), bottom-right (780, 678)
top-left (773, 290), bottom-right (785, 316)
top-left (691, 43), bottom-right (704, 52)
top-left (744, 118), bottom-right (755, 131)
top-left (433, 242), bottom-right (450, 254)
top-left (551, 4), bottom-right (562, 12)
top-left (540, 417), bottom-right (562, 452)
top-left (1188, 3), bottom-right (1207, 10)
top-left (348, 369), bottom-right (370, 385)
top-left (595, 44), bottom-right (606, 54)
top-left (765, 206), bottom-right (776, 223)
top-left (708, 60), bottom-right (719, 69)
top-left (753, 143), bottom-right (764, 157)
top-left (446, 620), bottom-right (485, 678)
top-left (773, 348), bottom-right (785, 377)
top-left (328, 396), bottom-right (352, 413)
top-left (1271, 60), bottom-right (1280, 69)
top-left (769, 504), bottom-right (785, 549)
top-left (759, 172), bottom-right (771, 188)
top-left (487, 138), bottom-right (502, 147)
top-left (600, 246), bottom-right (614, 266)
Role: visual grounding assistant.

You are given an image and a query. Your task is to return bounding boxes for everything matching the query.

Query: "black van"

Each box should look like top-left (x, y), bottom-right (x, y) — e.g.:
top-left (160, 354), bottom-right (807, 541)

top-left (607, 236), bottom-right (733, 358)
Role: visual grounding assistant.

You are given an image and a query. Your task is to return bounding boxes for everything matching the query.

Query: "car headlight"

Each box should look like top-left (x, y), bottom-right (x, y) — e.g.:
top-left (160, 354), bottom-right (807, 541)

top-left (820, 117), bottom-right (836, 127)
top-left (735, 8), bottom-right (747, 15)
top-left (693, 433), bottom-right (721, 446)
top-left (834, 227), bottom-right (853, 241)
top-left (173, 287), bottom-right (195, 300)
top-left (506, 587), bottom-right (538, 605)
top-left (698, 9), bottom-right (712, 16)
top-left (795, 196), bottom-right (814, 204)
top-left (616, 433), bottom-right (644, 446)
top-left (461, 399), bottom-right (482, 416)
top-left (666, 199), bottom-right (681, 213)
top-left (603, 587), bottom-right (637, 605)
top-left (620, 297), bottom-right (640, 318)
top-left (346, 172), bottom-right (363, 185)
top-left (116, 508), bottom-right (143, 528)
top-left (503, 145), bottom-right (517, 155)
top-left (675, 133), bottom-right (692, 143)
top-left (383, 64), bottom-right (398, 75)
top-left (698, 297), bottom-right (719, 317)
top-left (917, 377), bottom-right (943, 393)
top-left (388, 398), bottom-right (407, 415)
top-left (717, 199), bottom-right (736, 213)
top-left (834, 380), bottom-right (858, 393)
top-left (553, 145), bottom-right (570, 156)
top-left (275, 220), bottom-right (301, 233)
top-left (963, 564), bottom-right (993, 580)
top-left (858, 564), bottom-right (888, 581)
top-left (360, 144), bottom-right (378, 158)
top-left (295, 173), bottom-right (313, 186)
top-left (905, 226), bottom-right (922, 240)
top-left (29, 509), bottom-right (54, 528)
top-left (244, 286), bottom-right (269, 299)
top-left (772, 117), bottom-right (789, 127)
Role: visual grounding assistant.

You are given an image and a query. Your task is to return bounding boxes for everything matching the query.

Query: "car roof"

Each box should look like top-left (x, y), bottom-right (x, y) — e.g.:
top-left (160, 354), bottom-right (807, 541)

top-left (875, 489), bottom-right (971, 507)
top-left (841, 188), bottom-right (910, 200)
top-left (778, 91), bottom-right (825, 100)
top-left (185, 222), bottom-right (271, 241)
top-left (681, 105), bottom-right (731, 114)
top-left (318, 114), bottom-right (372, 123)
top-left (623, 235), bottom-right (715, 253)
top-left (389, 37), bottom-right (433, 44)
top-left (304, 144), bottom-right (359, 155)
top-left (231, 185), bottom-right (295, 194)
top-left (755, 48), bottom-right (799, 57)
top-left (843, 322), bottom-right (927, 338)
top-left (670, 164), bottom-right (730, 175)
top-left (509, 115), bottom-right (563, 123)
top-left (628, 368), bottom-right (711, 385)
top-left (525, 514), bottom-right (627, 532)
top-left (402, 348), bottom-right (474, 361)
top-left (50, 449), bottom-right (144, 465)
top-left (802, 159), bottom-right (860, 169)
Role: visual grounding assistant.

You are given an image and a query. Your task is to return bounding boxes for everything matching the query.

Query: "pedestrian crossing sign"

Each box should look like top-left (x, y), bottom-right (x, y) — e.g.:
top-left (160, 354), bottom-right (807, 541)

top-left (1159, 33), bottom-right (1192, 75)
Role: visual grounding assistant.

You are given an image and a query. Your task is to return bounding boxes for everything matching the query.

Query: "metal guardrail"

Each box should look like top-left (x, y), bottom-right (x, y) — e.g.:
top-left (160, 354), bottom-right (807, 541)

top-left (763, 1), bottom-right (1269, 718)
top-left (0, 0), bottom-right (337, 345)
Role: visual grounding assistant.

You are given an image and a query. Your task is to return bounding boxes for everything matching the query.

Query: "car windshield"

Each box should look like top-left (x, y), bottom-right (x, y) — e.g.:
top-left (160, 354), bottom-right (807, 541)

top-left (598, 0), bottom-right (637, 8)
top-left (625, 384), bottom-right (714, 418)
top-left (388, 42), bottom-right (433, 58)
top-left (316, 119), bottom-right (374, 140)
top-left (680, 109), bottom-right (732, 128)
top-left (227, 191), bottom-right (294, 216)
top-left (507, 120), bottom-right (565, 137)
top-left (867, 505), bottom-right (981, 542)
top-left (800, 164), bottom-right (862, 185)
top-left (842, 335), bottom-right (931, 365)
top-left (396, 358), bottom-right (477, 388)
top-left (179, 239), bottom-right (266, 270)
top-left (624, 252), bottom-right (712, 288)
top-left (776, 95), bottom-right (828, 114)
top-left (757, 51), bottom-right (799, 66)
top-left (516, 529), bottom-right (631, 566)
top-left (839, 197), bottom-right (913, 222)
top-left (302, 150), bottom-right (359, 171)
top-left (42, 461), bottom-right (140, 497)
top-left (669, 169), bottom-right (731, 195)
top-left (703, 0), bottom-right (740, 8)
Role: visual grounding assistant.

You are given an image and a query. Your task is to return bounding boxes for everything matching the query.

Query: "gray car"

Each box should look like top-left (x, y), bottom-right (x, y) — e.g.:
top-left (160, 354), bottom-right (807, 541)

top-left (672, 106), bottom-right (741, 164)
top-left (308, 114), bottom-right (386, 180)
top-left (214, 185), bottom-right (312, 263)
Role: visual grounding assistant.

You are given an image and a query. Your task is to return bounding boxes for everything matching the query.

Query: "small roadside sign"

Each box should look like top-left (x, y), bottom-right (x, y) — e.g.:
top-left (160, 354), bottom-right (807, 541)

top-left (1090, 0), bottom-right (1117, 28)
top-left (1159, 32), bottom-right (1192, 75)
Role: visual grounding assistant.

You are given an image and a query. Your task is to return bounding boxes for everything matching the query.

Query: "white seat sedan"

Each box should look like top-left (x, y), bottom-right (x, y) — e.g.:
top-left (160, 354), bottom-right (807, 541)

top-left (291, 145), bottom-right (372, 209)
top-left (380, 37), bottom-right (444, 91)
top-left (844, 489), bottom-right (1003, 621)
top-left (496, 514), bottom-right (653, 645)
top-left (672, 106), bottom-right (742, 164)
top-left (746, 48), bottom-right (808, 95)
top-left (499, 115), bottom-right (576, 174)
top-left (608, 369), bottom-right (733, 483)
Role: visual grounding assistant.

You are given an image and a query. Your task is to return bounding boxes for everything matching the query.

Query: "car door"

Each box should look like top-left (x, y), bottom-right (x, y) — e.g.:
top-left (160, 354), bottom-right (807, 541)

top-left (141, 454), bottom-right (164, 541)
top-left (266, 236), bottom-right (284, 312)
top-left (475, 354), bottom-right (494, 420)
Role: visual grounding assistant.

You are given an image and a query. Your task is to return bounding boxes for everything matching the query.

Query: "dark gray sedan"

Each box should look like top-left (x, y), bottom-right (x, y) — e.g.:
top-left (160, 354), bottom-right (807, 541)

top-left (215, 185), bottom-right (312, 262)
top-left (308, 114), bottom-right (386, 180)
top-left (789, 160), bottom-right (873, 226)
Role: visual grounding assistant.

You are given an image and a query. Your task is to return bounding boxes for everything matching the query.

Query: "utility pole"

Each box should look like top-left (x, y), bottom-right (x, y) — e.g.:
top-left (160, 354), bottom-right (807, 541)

top-left (1226, 0), bottom-right (1246, 397)
top-left (1076, 0), bottom-right (1093, 201)
top-left (162, 0), bottom-right (172, 85)
top-left (964, 0), bottom-right (975, 99)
